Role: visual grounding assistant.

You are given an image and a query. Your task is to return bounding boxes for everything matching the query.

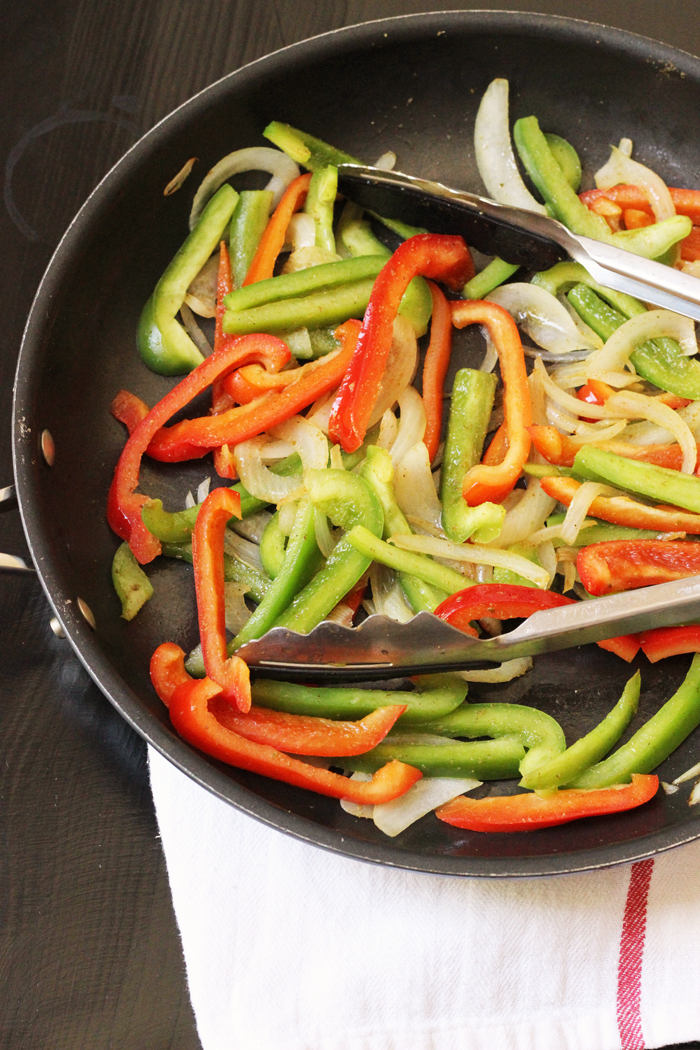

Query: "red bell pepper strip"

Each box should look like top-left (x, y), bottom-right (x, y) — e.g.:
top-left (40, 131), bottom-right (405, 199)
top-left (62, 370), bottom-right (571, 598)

top-left (623, 208), bottom-right (655, 231)
top-left (149, 643), bottom-right (422, 802)
top-left (482, 422), bottom-right (508, 466)
top-left (435, 774), bottom-right (658, 832)
top-left (145, 319), bottom-right (360, 463)
top-left (640, 625), bottom-right (700, 663)
top-left (242, 173), bottom-right (311, 285)
top-left (192, 486), bottom-right (251, 712)
top-left (210, 697), bottom-right (407, 755)
top-left (529, 425), bottom-right (700, 474)
top-left (597, 634), bottom-right (641, 663)
top-left (224, 348), bottom-right (345, 405)
top-left (421, 280), bottom-right (453, 463)
top-left (450, 300), bottom-right (532, 506)
top-left (580, 184), bottom-right (700, 224)
top-left (108, 331), bottom-right (290, 562)
top-left (680, 226), bottom-right (700, 262)
top-left (111, 389), bottom-right (150, 435)
top-left (577, 539), bottom-right (700, 597)
top-left (329, 234), bottom-right (475, 454)
top-left (539, 474), bottom-right (700, 534)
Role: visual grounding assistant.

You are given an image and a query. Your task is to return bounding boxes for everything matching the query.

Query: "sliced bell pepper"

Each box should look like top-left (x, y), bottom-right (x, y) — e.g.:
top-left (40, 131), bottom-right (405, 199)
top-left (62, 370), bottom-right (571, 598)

top-left (577, 539), bottom-right (700, 596)
top-left (346, 525), bottom-right (469, 596)
top-left (573, 445), bottom-right (700, 515)
top-left (450, 300), bottom-right (532, 506)
top-left (463, 257), bottom-right (519, 300)
top-left (242, 172), bottom-right (311, 285)
top-left (150, 643), bottom-right (421, 802)
top-left (210, 697), bottom-right (406, 756)
top-left (111, 389), bottom-right (149, 434)
top-left (421, 280), bottom-right (453, 463)
top-left (435, 774), bottom-right (658, 832)
top-left (482, 423), bottom-right (508, 466)
top-left (224, 348), bottom-right (343, 404)
top-left (328, 234), bottom-right (475, 454)
top-left (212, 244), bottom-right (239, 478)
top-left (640, 625), bottom-right (700, 663)
top-left (191, 486), bottom-right (251, 712)
top-left (539, 475), bottom-right (700, 535)
top-left (111, 542), bottom-right (153, 620)
top-left (580, 184), bottom-right (700, 225)
top-left (162, 540), bottom-right (269, 605)
top-left (596, 634), bottom-right (641, 663)
top-left (338, 737), bottom-right (526, 780)
top-left (303, 165), bottom-right (338, 253)
top-left (572, 653), bottom-right (700, 788)
top-left (145, 319), bottom-right (359, 462)
top-left (434, 583), bottom-right (577, 632)
top-left (228, 189), bottom-right (274, 288)
top-left (529, 424), bottom-right (700, 475)
top-left (107, 331), bottom-right (290, 563)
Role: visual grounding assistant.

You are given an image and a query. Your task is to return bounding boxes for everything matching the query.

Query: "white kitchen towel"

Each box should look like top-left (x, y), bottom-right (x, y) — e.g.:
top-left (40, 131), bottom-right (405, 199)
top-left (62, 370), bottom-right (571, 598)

top-left (149, 746), bottom-right (700, 1050)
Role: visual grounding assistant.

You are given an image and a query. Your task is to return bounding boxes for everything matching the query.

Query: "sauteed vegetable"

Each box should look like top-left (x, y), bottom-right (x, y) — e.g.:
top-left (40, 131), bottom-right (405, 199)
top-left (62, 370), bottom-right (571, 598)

top-left (108, 78), bottom-right (700, 835)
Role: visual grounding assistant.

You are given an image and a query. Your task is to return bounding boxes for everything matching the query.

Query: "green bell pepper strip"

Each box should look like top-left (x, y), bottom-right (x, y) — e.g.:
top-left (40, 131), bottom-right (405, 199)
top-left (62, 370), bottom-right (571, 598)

top-left (544, 512), bottom-right (689, 546)
top-left (112, 542), bottom-right (153, 620)
top-left (404, 702), bottom-right (566, 778)
top-left (304, 165), bottom-right (338, 253)
top-left (544, 133), bottom-right (582, 191)
top-left (463, 257), bottom-right (519, 300)
top-left (520, 672), bottom-right (640, 791)
top-left (263, 120), bottom-right (424, 241)
top-left (532, 261), bottom-right (645, 318)
top-left (571, 654), bottom-right (700, 788)
top-left (440, 368), bottom-right (505, 543)
top-left (337, 737), bottom-right (526, 779)
top-left (567, 283), bottom-right (700, 400)
top-left (224, 255), bottom-right (386, 313)
top-left (573, 445), bottom-right (700, 515)
top-left (522, 463), bottom-right (578, 480)
top-left (492, 544), bottom-right (543, 588)
top-left (259, 512), bottom-right (287, 579)
top-left (304, 327), bottom-right (341, 360)
top-left (138, 184), bottom-right (239, 375)
top-left (228, 189), bottom-right (273, 288)
top-left (337, 208), bottom-right (433, 336)
top-left (346, 525), bottom-right (470, 596)
top-left (513, 117), bottom-right (692, 257)
top-left (230, 498), bottom-right (323, 651)
top-left (161, 542), bottom-right (270, 603)
top-left (223, 277), bottom-right (377, 334)
top-left (251, 673), bottom-right (468, 724)
top-left (271, 469), bottom-right (383, 634)
top-left (360, 445), bottom-right (448, 613)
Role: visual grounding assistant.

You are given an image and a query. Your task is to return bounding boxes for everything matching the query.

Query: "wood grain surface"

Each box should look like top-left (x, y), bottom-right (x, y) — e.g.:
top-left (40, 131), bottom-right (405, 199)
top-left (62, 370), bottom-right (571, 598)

top-left (3, 2), bottom-right (700, 1047)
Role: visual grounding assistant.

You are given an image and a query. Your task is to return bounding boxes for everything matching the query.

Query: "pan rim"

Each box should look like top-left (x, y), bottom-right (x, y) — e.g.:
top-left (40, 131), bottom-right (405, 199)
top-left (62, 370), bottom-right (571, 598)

top-left (13, 8), bottom-right (700, 877)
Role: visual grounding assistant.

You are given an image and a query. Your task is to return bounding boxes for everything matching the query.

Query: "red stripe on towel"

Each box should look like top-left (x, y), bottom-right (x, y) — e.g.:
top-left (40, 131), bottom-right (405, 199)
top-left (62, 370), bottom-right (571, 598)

top-left (616, 858), bottom-right (654, 1050)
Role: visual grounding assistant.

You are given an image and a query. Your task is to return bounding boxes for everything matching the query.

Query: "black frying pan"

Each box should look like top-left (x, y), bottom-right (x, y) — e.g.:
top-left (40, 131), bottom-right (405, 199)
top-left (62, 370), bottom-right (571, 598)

top-left (13, 11), bottom-right (700, 876)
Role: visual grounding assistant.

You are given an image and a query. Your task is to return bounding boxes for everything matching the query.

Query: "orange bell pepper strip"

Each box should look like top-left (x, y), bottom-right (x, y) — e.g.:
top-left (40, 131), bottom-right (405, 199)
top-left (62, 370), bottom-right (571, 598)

top-left (107, 332), bottom-right (290, 563)
top-left (450, 300), bottom-right (532, 506)
top-left (577, 539), bottom-right (700, 597)
top-left (623, 208), bottom-right (655, 231)
top-left (580, 185), bottom-right (700, 224)
top-left (224, 347), bottom-right (345, 405)
top-left (192, 486), bottom-right (251, 712)
top-left (482, 422), bottom-right (508, 466)
top-left (680, 226), bottom-right (700, 262)
top-left (211, 245), bottom-right (239, 479)
top-left (639, 625), bottom-right (700, 663)
top-left (529, 425), bottom-right (700, 474)
top-left (539, 474), bottom-right (700, 534)
top-left (211, 697), bottom-right (407, 755)
top-left (149, 643), bottom-right (422, 802)
top-left (111, 389), bottom-right (150, 434)
top-left (329, 234), bottom-right (475, 454)
top-left (435, 774), bottom-right (658, 832)
top-left (145, 319), bottom-right (360, 463)
top-left (421, 280), bottom-right (453, 463)
top-left (242, 172), bottom-right (311, 285)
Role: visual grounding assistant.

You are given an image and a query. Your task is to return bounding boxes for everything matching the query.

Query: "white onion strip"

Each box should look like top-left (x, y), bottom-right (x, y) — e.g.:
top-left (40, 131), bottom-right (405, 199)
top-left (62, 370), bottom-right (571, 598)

top-left (394, 443), bottom-right (443, 531)
top-left (474, 79), bottom-right (546, 214)
top-left (234, 415), bottom-right (328, 503)
top-left (189, 147), bottom-right (299, 229)
top-left (595, 145), bottom-right (676, 222)
top-left (585, 309), bottom-right (698, 376)
top-left (389, 533), bottom-right (550, 587)
top-left (456, 657), bottom-right (533, 683)
top-left (373, 778), bottom-right (482, 837)
top-left (623, 400), bottom-right (700, 445)
top-left (560, 483), bottom-right (614, 546)
top-left (368, 315), bottom-right (418, 427)
top-left (604, 391), bottom-right (697, 474)
top-left (369, 564), bottom-right (414, 623)
top-left (389, 386), bottom-right (427, 466)
top-left (487, 283), bottom-right (598, 354)
top-left (489, 477), bottom-right (556, 549)
top-left (224, 582), bottom-right (252, 634)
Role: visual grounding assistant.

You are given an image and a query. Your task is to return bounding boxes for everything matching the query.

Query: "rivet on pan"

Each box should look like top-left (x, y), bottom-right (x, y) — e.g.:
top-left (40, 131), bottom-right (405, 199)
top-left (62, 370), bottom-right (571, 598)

top-left (77, 597), bottom-right (96, 630)
top-left (40, 429), bottom-right (55, 467)
top-left (50, 617), bottom-right (66, 638)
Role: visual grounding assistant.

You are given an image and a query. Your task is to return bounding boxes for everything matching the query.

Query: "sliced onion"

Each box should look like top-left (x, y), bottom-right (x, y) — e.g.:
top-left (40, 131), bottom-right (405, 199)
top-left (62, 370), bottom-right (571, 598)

top-left (570, 421), bottom-right (628, 442)
top-left (340, 772), bottom-right (374, 818)
top-left (186, 251), bottom-right (219, 316)
top-left (260, 438), bottom-right (296, 461)
top-left (585, 309), bottom-right (698, 376)
top-left (389, 534), bottom-right (550, 587)
top-left (368, 315), bottom-right (418, 427)
top-left (278, 500), bottom-right (298, 537)
top-left (329, 444), bottom-right (344, 470)
top-left (560, 482), bottom-right (613, 545)
top-left (681, 260), bottom-right (700, 278)
top-left (474, 78), bottom-right (546, 213)
top-left (283, 328), bottom-right (312, 358)
top-left (234, 415), bottom-right (328, 503)
top-left (673, 760), bottom-right (700, 785)
top-left (480, 334), bottom-right (499, 373)
top-left (394, 443), bottom-right (443, 531)
top-left (489, 476), bottom-right (556, 548)
top-left (196, 477), bottom-right (211, 504)
top-left (224, 529), bottom-right (264, 572)
top-left (372, 777), bottom-right (482, 837)
top-left (595, 145), bottom-right (675, 221)
top-left (164, 156), bottom-right (197, 196)
top-left (306, 389), bottom-right (337, 435)
top-left (389, 386), bottom-right (427, 466)
top-left (624, 400), bottom-right (700, 444)
top-left (370, 563), bottom-right (414, 623)
top-left (284, 212), bottom-right (316, 251)
top-left (456, 657), bottom-right (533, 683)
top-left (189, 147), bottom-right (298, 229)
top-left (282, 245), bottom-right (342, 273)
top-left (690, 781), bottom-right (700, 806)
top-left (536, 540), bottom-right (557, 585)
top-left (377, 409), bottom-right (398, 450)
top-left (180, 303), bottom-right (213, 355)
top-left (224, 582), bottom-right (252, 634)
top-left (618, 138), bottom-right (633, 157)
top-left (487, 284), bottom-right (598, 353)
top-left (605, 390), bottom-right (697, 473)
top-left (374, 150), bottom-right (397, 170)
top-left (314, 509), bottom-right (337, 558)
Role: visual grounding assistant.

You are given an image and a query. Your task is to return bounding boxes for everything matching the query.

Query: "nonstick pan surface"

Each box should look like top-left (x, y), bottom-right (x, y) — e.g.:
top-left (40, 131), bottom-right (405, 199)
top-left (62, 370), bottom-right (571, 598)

top-left (13, 11), bottom-right (700, 876)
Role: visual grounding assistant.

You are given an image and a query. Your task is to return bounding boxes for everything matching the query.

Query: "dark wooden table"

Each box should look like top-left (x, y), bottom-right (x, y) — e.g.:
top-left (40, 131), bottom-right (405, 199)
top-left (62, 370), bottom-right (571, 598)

top-left (3, 2), bottom-right (700, 1047)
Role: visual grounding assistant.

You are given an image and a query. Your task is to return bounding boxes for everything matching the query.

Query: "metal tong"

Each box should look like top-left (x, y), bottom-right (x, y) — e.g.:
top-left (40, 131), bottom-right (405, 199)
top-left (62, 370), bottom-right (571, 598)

top-left (336, 164), bottom-right (700, 322)
top-left (236, 576), bottom-right (700, 680)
